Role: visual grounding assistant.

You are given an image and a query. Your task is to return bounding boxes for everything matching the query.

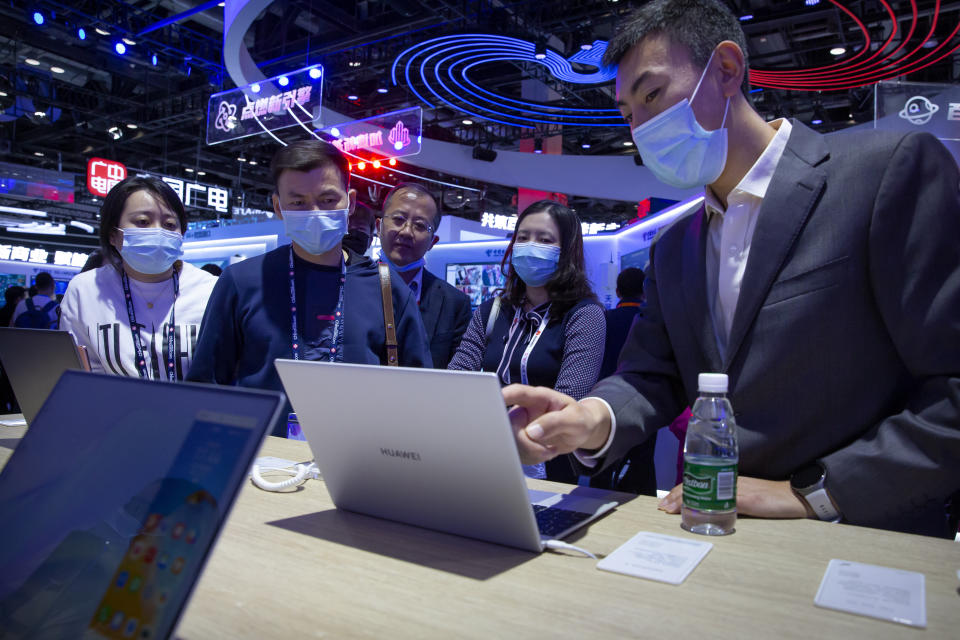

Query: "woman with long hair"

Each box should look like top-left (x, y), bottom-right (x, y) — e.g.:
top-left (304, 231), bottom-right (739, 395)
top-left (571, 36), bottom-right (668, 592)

top-left (449, 200), bottom-right (606, 482)
top-left (60, 176), bottom-right (217, 379)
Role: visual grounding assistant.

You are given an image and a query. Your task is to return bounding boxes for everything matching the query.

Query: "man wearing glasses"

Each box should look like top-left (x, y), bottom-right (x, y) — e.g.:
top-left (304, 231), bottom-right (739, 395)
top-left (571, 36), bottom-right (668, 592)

top-left (377, 183), bottom-right (471, 369)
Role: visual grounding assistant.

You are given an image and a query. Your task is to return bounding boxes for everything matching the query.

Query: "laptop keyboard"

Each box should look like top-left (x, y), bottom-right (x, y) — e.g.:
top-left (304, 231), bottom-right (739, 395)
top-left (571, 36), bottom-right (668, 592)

top-left (533, 504), bottom-right (592, 537)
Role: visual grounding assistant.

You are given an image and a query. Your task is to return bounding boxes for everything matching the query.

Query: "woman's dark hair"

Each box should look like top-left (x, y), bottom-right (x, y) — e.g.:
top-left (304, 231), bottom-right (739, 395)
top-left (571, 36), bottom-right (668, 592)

top-left (97, 176), bottom-right (187, 267)
top-left (500, 199), bottom-right (596, 319)
top-left (602, 0), bottom-right (751, 99)
top-left (3, 285), bottom-right (25, 307)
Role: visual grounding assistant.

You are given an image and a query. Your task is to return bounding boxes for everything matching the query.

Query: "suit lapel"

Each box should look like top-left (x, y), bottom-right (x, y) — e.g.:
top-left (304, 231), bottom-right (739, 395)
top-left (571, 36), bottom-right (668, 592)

top-left (681, 205), bottom-right (724, 372)
top-left (724, 122), bottom-right (829, 369)
top-left (418, 270), bottom-right (442, 338)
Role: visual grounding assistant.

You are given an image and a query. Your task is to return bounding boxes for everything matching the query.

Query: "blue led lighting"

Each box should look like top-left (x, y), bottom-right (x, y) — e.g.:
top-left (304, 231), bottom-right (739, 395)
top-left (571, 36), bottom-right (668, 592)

top-left (77, 27), bottom-right (86, 40)
top-left (33, 11), bottom-right (44, 25)
top-left (115, 42), bottom-right (126, 55)
top-left (151, 53), bottom-right (158, 66)
top-left (739, 14), bottom-right (754, 21)
top-left (391, 34), bottom-right (619, 127)
top-left (278, 75), bottom-right (289, 86)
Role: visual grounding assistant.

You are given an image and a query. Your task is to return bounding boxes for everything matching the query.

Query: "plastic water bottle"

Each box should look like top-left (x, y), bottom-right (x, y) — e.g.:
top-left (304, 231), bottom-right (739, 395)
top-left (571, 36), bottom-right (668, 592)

top-left (681, 373), bottom-right (738, 536)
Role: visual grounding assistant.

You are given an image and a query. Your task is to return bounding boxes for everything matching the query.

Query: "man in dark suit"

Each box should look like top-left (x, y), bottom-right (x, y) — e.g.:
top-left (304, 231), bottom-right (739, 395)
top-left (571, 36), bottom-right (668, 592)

top-left (600, 267), bottom-right (646, 379)
top-left (378, 182), bottom-right (471, 369)
top-left (503, 0), bottom-right (960, 537)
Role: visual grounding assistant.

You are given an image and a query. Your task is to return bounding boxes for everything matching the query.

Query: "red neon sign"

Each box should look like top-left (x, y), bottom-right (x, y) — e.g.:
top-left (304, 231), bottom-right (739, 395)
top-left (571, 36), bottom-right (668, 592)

top-left (87, 158), bottom-right (127, 197)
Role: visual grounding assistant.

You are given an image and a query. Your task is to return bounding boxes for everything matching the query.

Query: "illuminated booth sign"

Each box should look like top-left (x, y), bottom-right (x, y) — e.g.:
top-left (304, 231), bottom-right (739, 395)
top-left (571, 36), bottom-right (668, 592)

top-left (0, 243), bottom-right (89, 267)
top-left (206, 65), bottom-right (324, 145)
top-left (480, 212), bottom-right (619, 236)
top-left (87, 158), bottom-right (127, 197)
top-left (875, 80), bottom-right (960, 164)
top-left (84, 159), bottom-right (230, 214)
top-left (0, 161), bottom-right (75, 203)
top-left (321, 106), bottom-right (423, 161)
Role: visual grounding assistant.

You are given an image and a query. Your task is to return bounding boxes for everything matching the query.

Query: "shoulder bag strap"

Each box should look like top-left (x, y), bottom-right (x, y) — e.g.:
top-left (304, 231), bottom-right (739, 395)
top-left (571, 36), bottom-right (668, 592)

top-left (378, 263), bottom-right (399, 367)
top-left (484, 296), bottom-right (502, 345)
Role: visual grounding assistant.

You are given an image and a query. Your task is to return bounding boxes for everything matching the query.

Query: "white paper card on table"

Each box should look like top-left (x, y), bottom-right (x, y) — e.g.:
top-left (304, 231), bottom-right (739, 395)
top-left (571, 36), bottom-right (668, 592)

top-left (814, 559), bottom-right (926, 628)
top-left (596, 531), bottom-right (713, 585)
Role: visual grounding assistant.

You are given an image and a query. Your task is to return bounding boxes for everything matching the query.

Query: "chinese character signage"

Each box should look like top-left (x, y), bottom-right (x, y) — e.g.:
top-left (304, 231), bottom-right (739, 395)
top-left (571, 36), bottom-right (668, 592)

top-left (321, 106), bottom-right (423, 160)
top-left (143, 175), bottom-right (231, 215)
top-left (480, 212), bottom-right (619, 235)
top-left (87, 158), bottom-right (127, 197)
top-left (0, 244), bottom-right (88, 267)
top-left (875, 80), bottom-right (960, 165)
top-left (206, 64), bottom-right (324, 145)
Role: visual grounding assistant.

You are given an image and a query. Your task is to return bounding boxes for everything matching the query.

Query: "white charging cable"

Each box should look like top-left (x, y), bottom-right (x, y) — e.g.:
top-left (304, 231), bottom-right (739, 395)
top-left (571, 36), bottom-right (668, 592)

top-left (251, 461), bottom-right (320, 492)
top-left (543, 539), bottom-right (598, 559)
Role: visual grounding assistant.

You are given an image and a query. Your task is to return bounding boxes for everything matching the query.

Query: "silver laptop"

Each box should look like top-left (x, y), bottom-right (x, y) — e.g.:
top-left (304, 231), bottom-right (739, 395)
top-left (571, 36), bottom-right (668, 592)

top-left (275, 359), bottom-right (618, 552)
top-left (0, 328), bottom-right (88, 425)
top-left (0, 371), bottom-right (286, 640)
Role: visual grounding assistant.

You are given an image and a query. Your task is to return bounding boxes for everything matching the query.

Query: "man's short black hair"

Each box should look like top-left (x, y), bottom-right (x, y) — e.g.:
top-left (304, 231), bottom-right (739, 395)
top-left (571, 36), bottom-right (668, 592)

top-left (382, 182), bottom-right (441, 231)
top-left (34, 272), bottom-right (54, 292)
top-left (603, 0), bottom-right (752, 99)
top-left (270, 140), bottom-right (350, 191)
top-left (617, 267), bottom-right (646, 299)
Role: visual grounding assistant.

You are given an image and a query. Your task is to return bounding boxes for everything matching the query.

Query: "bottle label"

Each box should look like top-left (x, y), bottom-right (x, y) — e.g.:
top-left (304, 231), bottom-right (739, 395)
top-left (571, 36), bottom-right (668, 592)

top-left (683, 461), bottom-right (737, 511)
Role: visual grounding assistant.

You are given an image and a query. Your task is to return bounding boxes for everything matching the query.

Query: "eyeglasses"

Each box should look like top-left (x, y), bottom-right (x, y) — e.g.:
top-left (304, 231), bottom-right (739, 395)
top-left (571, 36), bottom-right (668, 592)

top-left (384, 213), bottom-right (434, 235)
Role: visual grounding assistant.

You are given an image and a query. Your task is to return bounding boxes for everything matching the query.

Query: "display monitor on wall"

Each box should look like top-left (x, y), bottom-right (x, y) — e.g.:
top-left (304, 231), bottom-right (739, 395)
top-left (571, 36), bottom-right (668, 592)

top-left (446, 262), bottom-right (504, 308)
top-left (29, 275), bottom-right (69, 296)
top-left (0, 274), bottom-right (27, 293)
top-left (620, 247), bottom-right (650, 273)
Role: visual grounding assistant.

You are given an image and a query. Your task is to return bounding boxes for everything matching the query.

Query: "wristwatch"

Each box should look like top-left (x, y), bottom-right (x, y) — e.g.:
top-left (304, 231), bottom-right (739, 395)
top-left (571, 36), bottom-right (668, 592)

top-left (790, 461), bottom-right (842, 522)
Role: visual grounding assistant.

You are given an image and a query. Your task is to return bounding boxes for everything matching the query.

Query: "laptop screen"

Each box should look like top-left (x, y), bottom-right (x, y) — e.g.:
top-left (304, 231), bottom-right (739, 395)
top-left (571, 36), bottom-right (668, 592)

top-left (0, 372), bottom-right (284, 640)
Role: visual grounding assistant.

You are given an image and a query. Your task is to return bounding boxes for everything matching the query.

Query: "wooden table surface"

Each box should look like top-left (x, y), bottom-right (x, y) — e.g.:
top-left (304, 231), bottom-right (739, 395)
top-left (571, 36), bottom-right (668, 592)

top-left (2, 429), bottom-right (958, 639)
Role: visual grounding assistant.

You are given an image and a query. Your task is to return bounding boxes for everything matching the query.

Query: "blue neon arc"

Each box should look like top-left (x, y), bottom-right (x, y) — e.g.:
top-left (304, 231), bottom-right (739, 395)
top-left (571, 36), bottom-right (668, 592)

top-left (391, 34), bottom-right (620, 127)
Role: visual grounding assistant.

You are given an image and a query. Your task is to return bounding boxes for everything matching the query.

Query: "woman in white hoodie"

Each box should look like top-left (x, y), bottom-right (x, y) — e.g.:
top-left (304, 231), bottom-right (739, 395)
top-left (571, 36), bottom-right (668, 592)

top-left (60, 176), bottom-right (217, 380)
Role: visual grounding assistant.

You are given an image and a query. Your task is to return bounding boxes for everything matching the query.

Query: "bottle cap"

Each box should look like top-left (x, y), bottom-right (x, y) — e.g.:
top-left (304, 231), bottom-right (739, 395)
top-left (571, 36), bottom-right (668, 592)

top-left (698, 373), bottom-right (728, 393)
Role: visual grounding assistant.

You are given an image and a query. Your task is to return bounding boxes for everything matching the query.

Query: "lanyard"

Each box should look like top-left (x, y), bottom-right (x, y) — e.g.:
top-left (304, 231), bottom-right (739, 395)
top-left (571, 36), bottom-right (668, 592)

top-left (499, 305), bottom-right (550, 385)
top-left (120, 268), bottom-right (179, 381)
top-left (289, 246), bottom-right (345, 362)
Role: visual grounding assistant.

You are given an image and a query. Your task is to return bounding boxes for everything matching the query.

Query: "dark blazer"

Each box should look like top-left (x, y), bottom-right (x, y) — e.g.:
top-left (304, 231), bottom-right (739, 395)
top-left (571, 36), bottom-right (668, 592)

top-left (419, 270), bottom-right (472, 370)
top-left (591, 121), bottom-right (960, 537)
top-left (600, 301), bottom-right (644, 379)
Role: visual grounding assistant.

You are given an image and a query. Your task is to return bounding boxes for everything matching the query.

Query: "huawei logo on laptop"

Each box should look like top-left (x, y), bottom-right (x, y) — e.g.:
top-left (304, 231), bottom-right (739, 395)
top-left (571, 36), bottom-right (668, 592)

top-left (380, 448), bottom-right (421, 461)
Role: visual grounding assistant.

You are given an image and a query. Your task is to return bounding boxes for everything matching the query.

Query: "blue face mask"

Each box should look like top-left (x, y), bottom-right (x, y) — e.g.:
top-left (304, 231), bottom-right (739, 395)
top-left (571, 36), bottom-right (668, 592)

top-left (630, 49), bottom-right (730, 189)
top-left (511, 242), bottom-right (560, 287)
top-left (378, 251), bottom-right (425, 273)
top-left (119, 228), bottom-right (183, 275)
top-left (281, 208), bottom-right (350, 255)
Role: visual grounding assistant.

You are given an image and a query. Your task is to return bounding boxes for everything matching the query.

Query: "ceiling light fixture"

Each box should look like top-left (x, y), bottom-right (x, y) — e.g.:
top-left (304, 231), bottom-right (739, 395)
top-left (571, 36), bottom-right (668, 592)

top-left (623, 140), bottom-right (634, 146)
top-left (185, 167), bottom-right (195, 173)
top-left (25, 58), bottom-right (40, 66)
top-left (830, 47), bottom-right (846, 56)
top-left (95, 27), bottom-right (110, 36)
top-left (77, 27), bottom-right (86, 40)
top-left (50, 66), bottom-right (65, 74)
top-left (347, 94), bottom-right (359, 101)
top-left (33, 110), bottom-right (46, 117)
top-left (534, 39), bottom-right (547, 60)
top-left (122, 37), bottom-right (137, 46)
top-left (462, 119), bottom-right (473, 125)
top-left (34, 151), bottom-right (44, 157)
top-left (126, 123), bottom-right (138, 129)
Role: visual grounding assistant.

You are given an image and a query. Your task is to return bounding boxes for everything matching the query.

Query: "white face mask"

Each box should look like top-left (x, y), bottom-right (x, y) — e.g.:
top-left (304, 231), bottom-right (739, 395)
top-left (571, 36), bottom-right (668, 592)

top-left (281, 208), bottom-right (350, 255)
top-left (630, 50), bottom-right (730, 189)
